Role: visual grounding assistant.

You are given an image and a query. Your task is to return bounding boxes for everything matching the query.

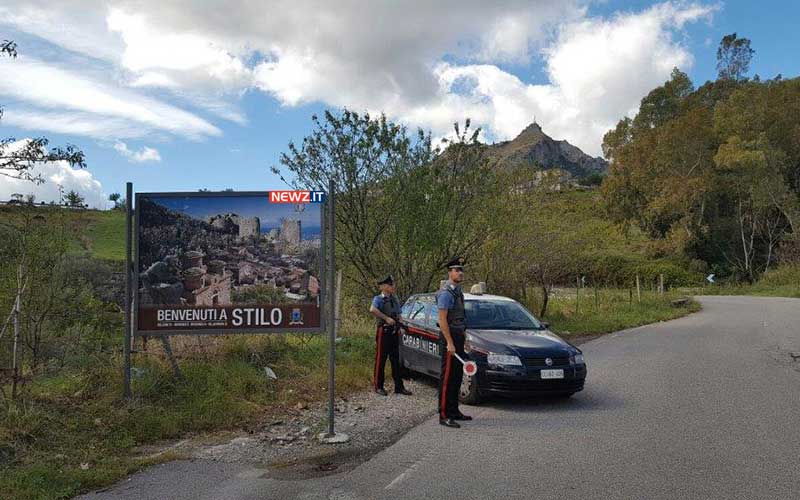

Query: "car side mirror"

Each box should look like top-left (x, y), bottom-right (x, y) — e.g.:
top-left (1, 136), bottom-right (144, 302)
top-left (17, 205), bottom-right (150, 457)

top-left (541, 321), bottom-right (550, 329)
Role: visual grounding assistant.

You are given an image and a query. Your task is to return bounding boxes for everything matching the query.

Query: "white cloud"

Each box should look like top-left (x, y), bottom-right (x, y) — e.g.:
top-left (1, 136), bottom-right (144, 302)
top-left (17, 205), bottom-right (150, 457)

top-left (3, 108), bottom-right (149, 139)
top-left (389, 2), bottom-right (717, 155)
top-left (113, 141), bottom-right (162, 163)
top-left (0, 2), bottom-right (122, 62)
top-left (107, 8), bottom-right (252, 91)
top-left (0, 55), bottom-right (220, 140)
top-left (0, 139), bottom-right (108, 208)
top-left (0, 0), bottom-right (718, 156)
top-left (247, 0), bottom-right (716, 155)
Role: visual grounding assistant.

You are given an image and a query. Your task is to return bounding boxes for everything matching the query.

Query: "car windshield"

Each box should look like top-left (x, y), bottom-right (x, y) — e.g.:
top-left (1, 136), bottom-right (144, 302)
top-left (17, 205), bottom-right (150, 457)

top-left (464, 300), bottom-right (543, 330)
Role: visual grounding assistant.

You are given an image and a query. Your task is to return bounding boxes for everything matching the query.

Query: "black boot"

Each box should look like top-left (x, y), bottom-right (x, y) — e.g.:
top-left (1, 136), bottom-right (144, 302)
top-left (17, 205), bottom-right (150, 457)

top-left (439, 418), bottom-right (461, 428)
top-left (375, 388), bottom-right (388, 396)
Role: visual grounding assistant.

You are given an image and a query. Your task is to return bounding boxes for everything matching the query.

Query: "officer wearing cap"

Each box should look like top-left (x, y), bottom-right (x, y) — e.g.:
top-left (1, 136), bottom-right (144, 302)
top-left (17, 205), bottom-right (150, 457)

top-left (435, 257), bottom-right (472, 428)
top-left (370, 275), bottom-right (412, 396)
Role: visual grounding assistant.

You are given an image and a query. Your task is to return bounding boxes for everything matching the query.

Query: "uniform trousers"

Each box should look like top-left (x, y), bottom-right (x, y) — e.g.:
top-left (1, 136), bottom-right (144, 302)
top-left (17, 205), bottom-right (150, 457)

top-left (374, 325), bottom-right (404, 391)
top-left (438, 329), bottom-right (466, 419)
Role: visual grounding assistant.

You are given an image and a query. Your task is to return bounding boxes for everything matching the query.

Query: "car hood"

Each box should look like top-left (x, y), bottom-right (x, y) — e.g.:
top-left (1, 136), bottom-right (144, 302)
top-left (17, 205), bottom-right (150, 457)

top-left (466, 328), bottom-right (575, 353)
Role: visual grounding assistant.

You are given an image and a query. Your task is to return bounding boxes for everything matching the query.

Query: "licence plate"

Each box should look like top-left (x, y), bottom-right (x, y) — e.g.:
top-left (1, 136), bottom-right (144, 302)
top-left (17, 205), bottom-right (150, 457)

top-left (540, 369), bottom-right (564, 379)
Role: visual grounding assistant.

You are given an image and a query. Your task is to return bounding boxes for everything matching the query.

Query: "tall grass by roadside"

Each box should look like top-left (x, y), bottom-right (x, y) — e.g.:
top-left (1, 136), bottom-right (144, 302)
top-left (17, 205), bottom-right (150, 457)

top-left (523, 287), bottom-right (699, 338)
top-left (689, 264), bottom-right (800, 299)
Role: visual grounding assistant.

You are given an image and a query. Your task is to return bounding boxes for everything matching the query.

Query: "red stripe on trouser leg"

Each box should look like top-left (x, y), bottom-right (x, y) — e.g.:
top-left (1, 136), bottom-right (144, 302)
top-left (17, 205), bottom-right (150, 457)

top-left (440, 351), bottom-right (452, 419)
top-left (373, 326), bottom-right (383, 390)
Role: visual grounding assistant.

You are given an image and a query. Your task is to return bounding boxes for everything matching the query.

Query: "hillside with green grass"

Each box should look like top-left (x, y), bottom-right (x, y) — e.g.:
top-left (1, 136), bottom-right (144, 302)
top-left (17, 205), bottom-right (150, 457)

top-left (80, 210), bottom-right (126, 261)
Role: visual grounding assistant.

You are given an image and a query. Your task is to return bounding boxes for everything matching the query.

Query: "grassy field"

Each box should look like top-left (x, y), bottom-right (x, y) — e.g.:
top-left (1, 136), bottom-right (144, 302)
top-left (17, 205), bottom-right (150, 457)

top-left (80, 210), bottom-right (126, 262)
top-left (0, 206), bottom-right (126, 262)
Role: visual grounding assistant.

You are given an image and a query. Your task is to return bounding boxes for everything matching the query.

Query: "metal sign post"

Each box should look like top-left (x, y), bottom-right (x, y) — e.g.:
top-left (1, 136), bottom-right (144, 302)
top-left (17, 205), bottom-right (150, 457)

top-left (320, 180), bottom-right (348, 443)
top-left (123, 182), bottom-right (133, 400)
top-left (327, 180), bottom-right (335, 436)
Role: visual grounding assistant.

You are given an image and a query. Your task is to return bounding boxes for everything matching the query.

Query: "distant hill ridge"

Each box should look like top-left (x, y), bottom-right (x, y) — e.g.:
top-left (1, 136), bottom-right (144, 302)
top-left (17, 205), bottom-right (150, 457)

top-left (488, 122), bottom-right (608, 179)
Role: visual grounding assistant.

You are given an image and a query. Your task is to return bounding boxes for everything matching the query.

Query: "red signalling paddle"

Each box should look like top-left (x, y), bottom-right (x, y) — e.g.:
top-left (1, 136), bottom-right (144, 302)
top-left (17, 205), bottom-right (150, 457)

top-left (453, 353), bottom-right (477, 377)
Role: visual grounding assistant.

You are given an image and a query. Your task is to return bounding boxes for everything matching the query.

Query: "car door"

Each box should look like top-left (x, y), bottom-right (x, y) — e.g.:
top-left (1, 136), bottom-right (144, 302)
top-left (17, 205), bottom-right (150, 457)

top-left (402, 297), bottom-right (442, 377)
top-left (399, 297), bottom-right (426, 374)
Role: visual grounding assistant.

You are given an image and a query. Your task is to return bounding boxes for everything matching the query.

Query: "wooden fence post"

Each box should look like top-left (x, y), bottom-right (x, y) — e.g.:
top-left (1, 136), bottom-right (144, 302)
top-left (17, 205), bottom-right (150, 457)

top-left (636, 275), bottom-right (641, 303)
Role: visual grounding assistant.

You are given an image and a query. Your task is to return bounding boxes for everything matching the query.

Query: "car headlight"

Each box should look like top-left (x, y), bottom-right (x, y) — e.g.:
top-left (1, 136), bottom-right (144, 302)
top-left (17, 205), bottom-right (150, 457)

top-left (487, 353), bottom-right (522, 366)
top-left (570, 353), bottom-right (585, 365)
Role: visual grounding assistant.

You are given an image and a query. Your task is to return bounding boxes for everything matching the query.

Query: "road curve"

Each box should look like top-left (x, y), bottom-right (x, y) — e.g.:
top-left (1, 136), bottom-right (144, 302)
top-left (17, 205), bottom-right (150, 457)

top-left (81, 296), bottom-right (800, 500)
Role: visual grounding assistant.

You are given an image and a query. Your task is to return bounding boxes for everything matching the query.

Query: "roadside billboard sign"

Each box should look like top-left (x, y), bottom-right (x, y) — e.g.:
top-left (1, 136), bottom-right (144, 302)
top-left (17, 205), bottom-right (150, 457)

top-left (134, 191), bottom-right (325, 335)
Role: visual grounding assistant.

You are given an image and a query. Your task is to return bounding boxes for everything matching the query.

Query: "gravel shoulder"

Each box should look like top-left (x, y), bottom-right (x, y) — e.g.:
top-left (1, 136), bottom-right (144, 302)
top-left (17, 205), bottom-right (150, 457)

top-left (131, 376), bottom-right (439, 480)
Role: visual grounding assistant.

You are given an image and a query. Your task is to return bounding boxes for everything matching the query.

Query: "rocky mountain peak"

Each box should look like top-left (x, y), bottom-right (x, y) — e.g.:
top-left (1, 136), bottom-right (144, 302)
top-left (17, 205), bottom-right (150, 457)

top-left (511, 121), bottom-right (546, 144)
top-left (489, 121), bottom-right (608, 179)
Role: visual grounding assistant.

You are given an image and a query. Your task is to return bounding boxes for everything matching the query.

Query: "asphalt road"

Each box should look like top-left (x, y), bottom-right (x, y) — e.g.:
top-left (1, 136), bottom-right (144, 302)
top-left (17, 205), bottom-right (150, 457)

top-left (81, 296), bottom-right (800, 500)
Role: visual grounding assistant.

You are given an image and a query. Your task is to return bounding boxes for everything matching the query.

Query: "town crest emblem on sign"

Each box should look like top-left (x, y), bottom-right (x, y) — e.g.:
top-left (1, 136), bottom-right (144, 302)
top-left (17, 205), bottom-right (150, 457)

top-left (289, 308), bottom-right (304, 325)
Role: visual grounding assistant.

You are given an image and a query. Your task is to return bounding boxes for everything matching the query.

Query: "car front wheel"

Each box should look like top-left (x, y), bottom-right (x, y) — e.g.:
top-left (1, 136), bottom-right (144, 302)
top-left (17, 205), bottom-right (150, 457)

top-left (459, 373), bottom-right (482, 405)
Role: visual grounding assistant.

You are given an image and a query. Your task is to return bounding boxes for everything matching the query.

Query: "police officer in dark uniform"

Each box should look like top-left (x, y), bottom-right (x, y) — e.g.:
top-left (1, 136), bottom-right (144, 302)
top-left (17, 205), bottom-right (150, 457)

top-left (370, 275), bottom-right (412, 396)
top-left (435, 257), bottom-right (472, 428)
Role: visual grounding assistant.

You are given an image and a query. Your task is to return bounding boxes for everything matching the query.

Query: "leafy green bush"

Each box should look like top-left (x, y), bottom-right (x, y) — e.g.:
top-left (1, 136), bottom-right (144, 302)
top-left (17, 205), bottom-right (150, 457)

top-left (758, 264), bottom-right (800, 287)
top-left (583, 253), bottom-right (701, 288)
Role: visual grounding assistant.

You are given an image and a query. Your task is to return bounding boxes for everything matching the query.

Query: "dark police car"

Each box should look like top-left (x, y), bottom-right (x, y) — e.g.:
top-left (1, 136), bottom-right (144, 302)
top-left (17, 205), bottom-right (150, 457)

top-left (399, 289), bottom-right (587, 404)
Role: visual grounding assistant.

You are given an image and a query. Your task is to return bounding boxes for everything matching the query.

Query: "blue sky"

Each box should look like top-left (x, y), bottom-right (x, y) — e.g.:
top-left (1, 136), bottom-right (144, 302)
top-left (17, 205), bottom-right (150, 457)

top-left (1, 1), bottom-right (798, 208)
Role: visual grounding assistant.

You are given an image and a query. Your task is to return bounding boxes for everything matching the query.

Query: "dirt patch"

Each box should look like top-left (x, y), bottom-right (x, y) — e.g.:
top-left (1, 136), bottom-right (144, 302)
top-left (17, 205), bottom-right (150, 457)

top-left (137, 376), bottom-right (439, 480)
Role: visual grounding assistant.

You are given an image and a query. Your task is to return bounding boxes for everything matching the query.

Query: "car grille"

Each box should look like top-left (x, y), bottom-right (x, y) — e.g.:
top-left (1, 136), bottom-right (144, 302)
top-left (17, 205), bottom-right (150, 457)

top-left (523, 356), bottom-right (570, 367)
top-left (487, 379), bottom-right (584, 393)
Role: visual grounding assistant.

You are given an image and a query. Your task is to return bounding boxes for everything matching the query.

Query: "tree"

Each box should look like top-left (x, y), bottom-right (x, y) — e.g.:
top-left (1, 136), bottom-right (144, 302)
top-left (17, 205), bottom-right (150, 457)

top-left (717, 33), bottom-right (754, 81)
top-left (0, 40), bottom-right (86, 183)
top-left (378, 119), bottom-right (497, 297)
top-left (108, 192), bottom-right (126, 210)
top-left (634, 68), bottom-right (694, 130)
top-left (602, 60), bottom-right (798, 282)
top-left (64, 190), bottom-right (84, 208)
top-left (274, 111), bottom-right (496, 299)
top-left (713, 135), bottom-right (792, 280)
top-left (0, 210), bottom-right (69, 398)
top-left (24, 194), bottom-right (35, 205)
top-left (476, 166), bottom-right (590, 317)
top-left (272, 109), bottom-right (435, 297)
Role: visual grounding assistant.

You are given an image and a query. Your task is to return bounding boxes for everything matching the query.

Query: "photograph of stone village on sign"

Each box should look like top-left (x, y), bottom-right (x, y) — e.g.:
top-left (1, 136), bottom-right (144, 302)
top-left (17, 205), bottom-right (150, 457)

top-left (135, 192), bottom-right (323, 334)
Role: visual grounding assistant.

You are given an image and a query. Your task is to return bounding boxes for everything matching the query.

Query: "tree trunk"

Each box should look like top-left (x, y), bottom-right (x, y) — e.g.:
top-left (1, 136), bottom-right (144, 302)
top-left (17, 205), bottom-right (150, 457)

top-left (539, 285), bottom-right (549, 318)
top-left (11, 265), bottom-right (22, 400)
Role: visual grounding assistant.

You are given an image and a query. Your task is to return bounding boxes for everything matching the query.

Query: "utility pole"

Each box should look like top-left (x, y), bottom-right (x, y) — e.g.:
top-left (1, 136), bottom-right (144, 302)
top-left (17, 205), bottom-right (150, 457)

top-left (123, 182), bottom-right (133, 399)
